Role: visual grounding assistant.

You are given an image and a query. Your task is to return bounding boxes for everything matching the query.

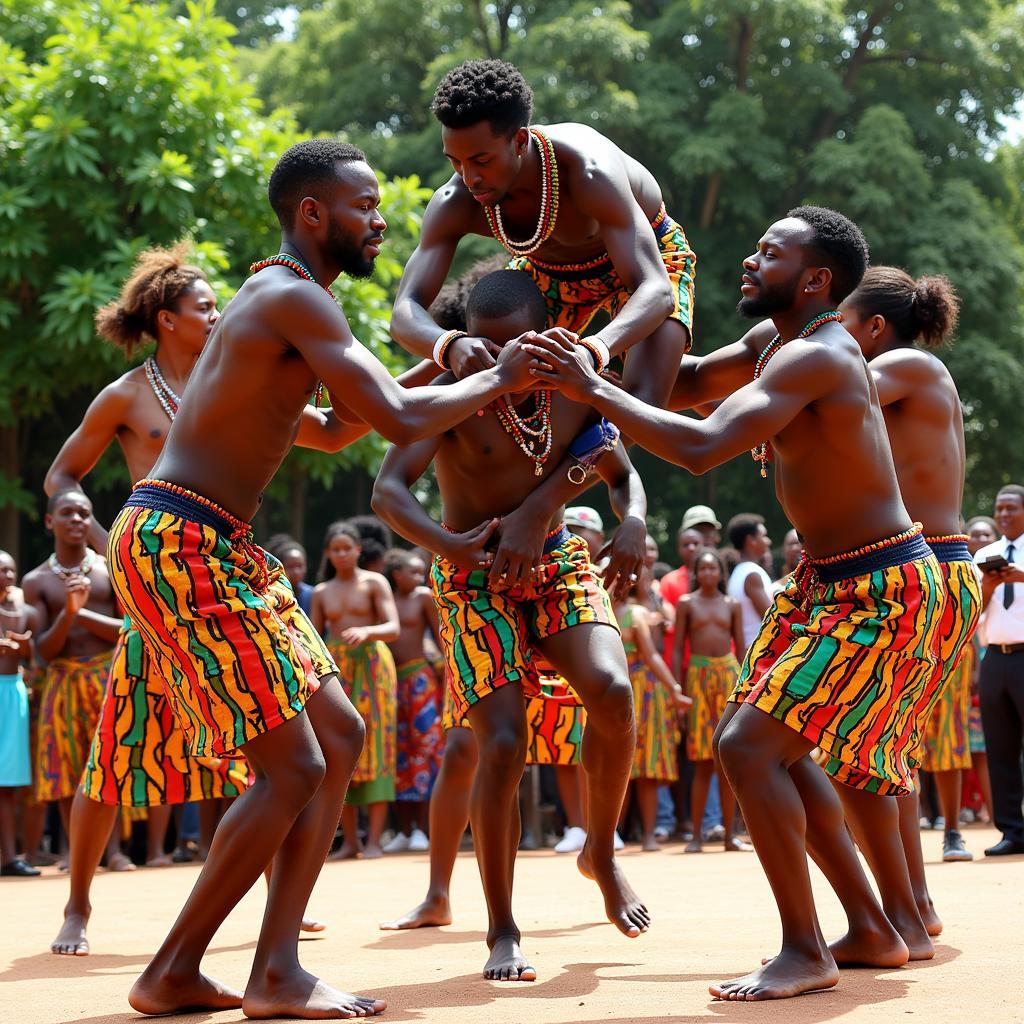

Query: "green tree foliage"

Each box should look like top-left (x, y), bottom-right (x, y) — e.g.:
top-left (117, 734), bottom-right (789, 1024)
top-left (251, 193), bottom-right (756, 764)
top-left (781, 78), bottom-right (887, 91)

top-left (0, 0), bottom-right (429, 564)
top-left (248, 0), bottom-right (1024, 545)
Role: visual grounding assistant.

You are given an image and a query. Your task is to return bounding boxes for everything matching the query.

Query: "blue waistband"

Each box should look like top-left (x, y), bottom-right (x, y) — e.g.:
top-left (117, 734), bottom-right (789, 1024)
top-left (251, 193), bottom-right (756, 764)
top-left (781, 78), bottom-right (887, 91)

top-left (815, 532), bottom-right (932, 585)
top-left (123, 483), bottom-right (236, 538)
top-left (927, 539), bottom-right (971, 564)
top-left (544, 525), bottom-right (571, 555)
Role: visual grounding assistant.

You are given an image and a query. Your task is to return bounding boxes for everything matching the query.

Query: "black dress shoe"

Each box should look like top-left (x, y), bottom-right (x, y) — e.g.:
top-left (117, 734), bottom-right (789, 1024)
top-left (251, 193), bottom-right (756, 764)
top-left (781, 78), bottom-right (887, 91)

top-left (0, 857), bottom-right (41, 876)
top-left (984, 837), bottom-right (1024, 857)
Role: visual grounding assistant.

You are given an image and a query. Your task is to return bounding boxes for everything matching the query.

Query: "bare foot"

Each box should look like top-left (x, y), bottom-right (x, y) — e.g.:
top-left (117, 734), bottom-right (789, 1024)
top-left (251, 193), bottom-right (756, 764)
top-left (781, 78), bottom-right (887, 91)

top-left (891, 913), bottom-right (935, 961)
top-left (829, 927), bottom-right (909, 968)
top-left (106, 852), bottom-right (136, 872)
top-left (684, 839), bottom-right (703, 854)
top-left (641, 835), bottom-right (659, 852)
top-left (301, 917), bottom-right (327, 933)
top-left (379, 895), bottom-right (452, 930)
top-left (483, 934), bottom-right (536, 982)
top-left (724, 836), bottom-right (754, 852)
top-left (243, 968), bottom-right (386, 1019)
top-left (51, 911), bottom-right (90, 956)
top-left (762, 925), bottom-right (909, 970)
top-left (363, 843), bottom-right (383, 860)
top-left (327, 842), bottom-right (361, 862)
top-left (129, 968), bottom-right (243, 1015)
top-left (918, 898), bottom-right (943, 937)
top-left (711, 947), bottom-right (839, 1001)
top-left (146, 854), bottom-right (174, 868)
top-left (577, 843), bottom-right (650, 937)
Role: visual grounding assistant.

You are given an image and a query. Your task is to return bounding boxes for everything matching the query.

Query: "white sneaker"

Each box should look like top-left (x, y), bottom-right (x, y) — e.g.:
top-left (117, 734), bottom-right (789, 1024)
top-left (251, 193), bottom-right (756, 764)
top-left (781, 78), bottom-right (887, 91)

top-left (408, 828), bottom-right (429, 852)
top-left (554, 826), bottom-right (587, 853)
top-left (613, 830), bottom-right (625, 851)
top-left (382, 832), bottom-right (410, 854)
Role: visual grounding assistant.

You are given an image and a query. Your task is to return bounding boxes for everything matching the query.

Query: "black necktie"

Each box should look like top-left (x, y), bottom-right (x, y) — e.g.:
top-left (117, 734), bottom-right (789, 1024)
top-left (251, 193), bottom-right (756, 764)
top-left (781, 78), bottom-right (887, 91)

top-left (1005, 543), bottom-right (1015, 610)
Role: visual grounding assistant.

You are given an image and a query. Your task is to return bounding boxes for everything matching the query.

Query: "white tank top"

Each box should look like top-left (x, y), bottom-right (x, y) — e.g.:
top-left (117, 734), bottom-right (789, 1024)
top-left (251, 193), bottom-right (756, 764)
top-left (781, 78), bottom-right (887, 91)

top-left (727, 561), bottom-right (774, 653)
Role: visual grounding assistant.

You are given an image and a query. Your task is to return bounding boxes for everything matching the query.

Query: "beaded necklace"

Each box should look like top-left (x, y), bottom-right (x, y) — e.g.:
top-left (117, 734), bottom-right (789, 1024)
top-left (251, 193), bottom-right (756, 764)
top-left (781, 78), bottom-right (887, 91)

top-left (494, 390), bottom-right (554, 476)
top-left (144, 356), bottom-right (180, 421)
top-left (249, 252), bottom-right (333, 406)
top-left (484, 128), bottom-right (559, 257)
top-left (750, 310), bottom-right (843, 478)
top-left (48, 549), bottom-right (96, 580)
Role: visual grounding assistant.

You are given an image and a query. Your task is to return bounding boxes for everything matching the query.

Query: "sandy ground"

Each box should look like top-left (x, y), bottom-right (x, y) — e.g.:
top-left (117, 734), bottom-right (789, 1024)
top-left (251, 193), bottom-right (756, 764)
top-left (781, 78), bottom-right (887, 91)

top-left (3, 825), bottom-right (1023, 1024)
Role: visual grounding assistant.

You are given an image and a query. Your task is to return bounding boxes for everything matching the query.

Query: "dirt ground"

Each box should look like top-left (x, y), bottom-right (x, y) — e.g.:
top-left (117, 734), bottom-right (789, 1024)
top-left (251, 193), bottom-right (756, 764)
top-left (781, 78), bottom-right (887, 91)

top-left (3, 824), bottom-right (1022, 1024)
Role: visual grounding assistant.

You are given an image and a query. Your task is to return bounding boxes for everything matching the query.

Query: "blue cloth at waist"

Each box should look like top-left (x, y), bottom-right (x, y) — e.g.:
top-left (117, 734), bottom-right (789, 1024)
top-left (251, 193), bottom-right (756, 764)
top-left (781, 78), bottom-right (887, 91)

top-left (815, 532), bottom-right (932, 585)
top-left (0, 673), bottom-right (23, 685)
top-left (928, 539), bottom-right (971, 564)
top-left (544, 525), bottom-right (571, 555)
top-left (123, 483), bottom-right (237, 538)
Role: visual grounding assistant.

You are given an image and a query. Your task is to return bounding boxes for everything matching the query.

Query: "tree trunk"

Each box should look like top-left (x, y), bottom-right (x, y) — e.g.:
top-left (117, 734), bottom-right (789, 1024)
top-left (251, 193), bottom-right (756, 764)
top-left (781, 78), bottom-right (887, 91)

top-left (699, 15), bottom-right (753, 230)
top-left (0, 424), bottom-right (20, 561)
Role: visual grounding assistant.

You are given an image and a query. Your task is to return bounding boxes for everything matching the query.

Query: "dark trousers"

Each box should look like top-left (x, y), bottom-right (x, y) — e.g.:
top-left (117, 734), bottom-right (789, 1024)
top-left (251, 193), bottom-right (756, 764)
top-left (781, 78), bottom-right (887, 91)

top-left (979, 647), bottom-right (1024, 843)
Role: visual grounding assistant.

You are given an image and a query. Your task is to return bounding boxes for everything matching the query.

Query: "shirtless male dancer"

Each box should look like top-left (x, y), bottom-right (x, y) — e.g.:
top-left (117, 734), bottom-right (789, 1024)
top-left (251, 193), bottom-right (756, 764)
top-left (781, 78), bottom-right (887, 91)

top-left (45, 245), bottom-right (389, 956)
top-left (391, 58), bottom-right (694, 577)
top-left (528, 206), bottom-right (943, 1000)
top-left (104, 139), bottom-right (537, 1020)
top-left (22, 492), bottom-right (123, 842)
top-left (374, 269), bottom-right (649, 981)
top-left (839, 267), bottom-right (979, 915)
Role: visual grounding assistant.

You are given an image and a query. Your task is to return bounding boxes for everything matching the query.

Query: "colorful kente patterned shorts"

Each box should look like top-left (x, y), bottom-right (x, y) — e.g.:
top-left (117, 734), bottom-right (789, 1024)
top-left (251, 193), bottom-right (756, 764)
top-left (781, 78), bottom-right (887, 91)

top-left (107, 481), bottom-right (336, 758)
top-left (685, 653), bottom-right (740, 762)
top-left (441, 669), bottom-right (587, 767)
top-left (508, 206), bottom-right (696, 343)
top-left (82, 619), bottom-right (249, 806)
top-left (913, 541), bottom-right (981, 771)
top-left (35, 651), bottom-right (109, 802)
top-left (730, 529), bottom-right (942, 796)
top-left (431, 527), bottom-right (616, 722)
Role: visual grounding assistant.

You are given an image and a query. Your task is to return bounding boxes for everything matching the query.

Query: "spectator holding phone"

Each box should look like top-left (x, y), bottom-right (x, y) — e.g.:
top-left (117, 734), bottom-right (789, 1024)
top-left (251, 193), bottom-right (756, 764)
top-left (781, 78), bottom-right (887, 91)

top-left (974, 485), bottom-right (1024, 855)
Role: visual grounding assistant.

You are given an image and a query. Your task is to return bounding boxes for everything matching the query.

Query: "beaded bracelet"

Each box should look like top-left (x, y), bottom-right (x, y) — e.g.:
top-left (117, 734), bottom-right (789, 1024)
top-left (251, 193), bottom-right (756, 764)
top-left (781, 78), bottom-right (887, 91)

top-left (577, 336), bottom-right (610, 374)
top-left (432, 330), bottom-right (469, 369)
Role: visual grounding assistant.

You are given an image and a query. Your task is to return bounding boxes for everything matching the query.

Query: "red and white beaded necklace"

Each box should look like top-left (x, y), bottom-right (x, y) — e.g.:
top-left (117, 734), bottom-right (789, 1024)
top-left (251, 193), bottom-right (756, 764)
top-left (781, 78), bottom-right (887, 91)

top-left (484, 128), bottom-right (560, 258)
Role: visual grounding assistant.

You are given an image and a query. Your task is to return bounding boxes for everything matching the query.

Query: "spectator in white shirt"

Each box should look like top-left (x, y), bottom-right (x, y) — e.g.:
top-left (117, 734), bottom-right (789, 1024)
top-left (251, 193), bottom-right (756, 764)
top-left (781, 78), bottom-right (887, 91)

top-left (973, 485), bottom-right (1024, 856)
top-left (725, 514), bottom-right (773, 655)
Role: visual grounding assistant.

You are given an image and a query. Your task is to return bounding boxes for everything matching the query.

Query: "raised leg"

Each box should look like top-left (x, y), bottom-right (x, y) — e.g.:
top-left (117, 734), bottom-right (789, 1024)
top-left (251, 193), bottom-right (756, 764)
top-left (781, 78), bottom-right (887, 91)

top-left (624, 317), bottom-right (690, 409)
top-left (709, 704), bottom-right (839, 1001)
top-left (51, 790), bottom-right (119, 955)
top-left (539, 623), bottom-right (649, 937)
top-left (380, 727), bottom-right (478, 930)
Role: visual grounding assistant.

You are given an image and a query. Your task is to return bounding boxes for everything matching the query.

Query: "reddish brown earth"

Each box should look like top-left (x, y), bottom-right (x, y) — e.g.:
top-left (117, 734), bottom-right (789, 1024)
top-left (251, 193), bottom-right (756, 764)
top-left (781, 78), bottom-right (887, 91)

top-left (3, 825), bottom-right (1021, 1024)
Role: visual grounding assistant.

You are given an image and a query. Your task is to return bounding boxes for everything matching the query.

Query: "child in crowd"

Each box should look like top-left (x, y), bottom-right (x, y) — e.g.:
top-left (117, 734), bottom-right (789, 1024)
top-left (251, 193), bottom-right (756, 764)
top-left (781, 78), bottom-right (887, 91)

top-left (674, 550), bottom-right (751, 853)
top-left (615, 576), bottom-right (690, 851)
top-left (382, 548), bottom-right (444, 853)
top-left (312, 522), bottom-right (400, 859)
top-left (0, 550), bottom-right (38, 876)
